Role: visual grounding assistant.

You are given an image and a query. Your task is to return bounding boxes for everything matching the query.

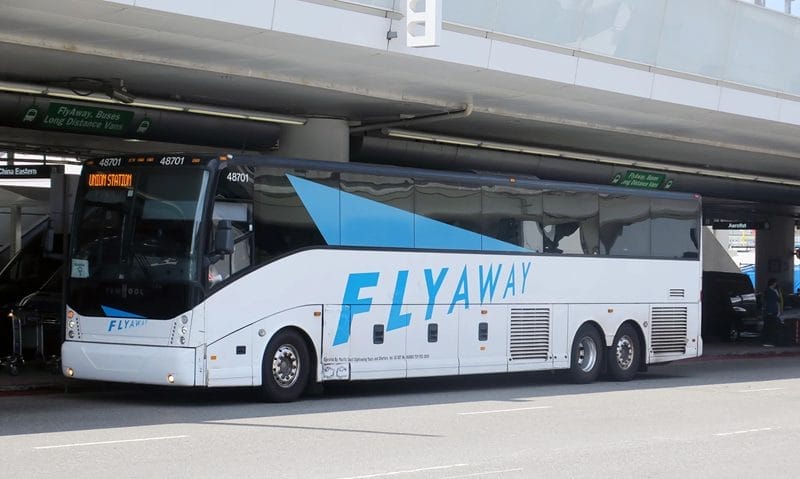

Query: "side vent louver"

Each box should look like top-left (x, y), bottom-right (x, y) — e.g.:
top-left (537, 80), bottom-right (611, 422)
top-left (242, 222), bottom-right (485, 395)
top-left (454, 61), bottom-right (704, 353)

top-left (669, 289), bottom-right (685, 298)
top-left (651, 306), bottom-right (688, 354)
top-left (509, 307), bottom-right (550, 360)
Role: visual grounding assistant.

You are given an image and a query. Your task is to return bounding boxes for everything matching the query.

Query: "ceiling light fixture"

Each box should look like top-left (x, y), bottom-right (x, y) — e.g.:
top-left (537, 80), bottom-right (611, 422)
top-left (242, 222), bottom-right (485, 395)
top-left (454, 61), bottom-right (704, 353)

top-left (382, 128), bottom-right (800, 188)
top-left (382, 129), bottom-right (480, 147)
top-left (0, 80), bottom-right (307, 126)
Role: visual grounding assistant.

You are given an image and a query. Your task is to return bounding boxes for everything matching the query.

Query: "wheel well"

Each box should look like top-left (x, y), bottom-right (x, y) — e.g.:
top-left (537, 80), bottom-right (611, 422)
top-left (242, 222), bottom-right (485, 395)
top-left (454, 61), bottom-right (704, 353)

top-left (578, 320), bottom-right (605, 343)
top-left (267, 326), bottom-right (318, 382)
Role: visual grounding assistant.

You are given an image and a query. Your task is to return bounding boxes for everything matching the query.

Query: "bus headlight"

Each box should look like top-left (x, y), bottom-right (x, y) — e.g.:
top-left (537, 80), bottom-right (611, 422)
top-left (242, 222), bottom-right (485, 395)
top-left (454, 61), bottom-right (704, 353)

top-left (169, 314), bottom-right (191, 346)
top-left (66, 310), bottom-right (81, 340)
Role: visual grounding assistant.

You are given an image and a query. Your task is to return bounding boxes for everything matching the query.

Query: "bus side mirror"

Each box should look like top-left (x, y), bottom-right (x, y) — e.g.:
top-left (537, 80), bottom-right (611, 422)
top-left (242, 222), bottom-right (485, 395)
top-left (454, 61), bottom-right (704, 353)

top-left (214, 220), bottom-right (234, 256)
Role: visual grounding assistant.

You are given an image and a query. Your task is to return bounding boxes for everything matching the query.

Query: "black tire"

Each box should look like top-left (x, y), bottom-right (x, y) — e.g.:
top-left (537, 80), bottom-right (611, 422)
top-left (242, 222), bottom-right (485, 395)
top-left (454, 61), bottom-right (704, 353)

top-left (606, 323), bottom-right (641, 381)
top-left (569, 324), bottom-right (604, 384)
top-left (259, 330), bottom-right (310, 402)
top-left (725, 321), bottom-right (741, 343)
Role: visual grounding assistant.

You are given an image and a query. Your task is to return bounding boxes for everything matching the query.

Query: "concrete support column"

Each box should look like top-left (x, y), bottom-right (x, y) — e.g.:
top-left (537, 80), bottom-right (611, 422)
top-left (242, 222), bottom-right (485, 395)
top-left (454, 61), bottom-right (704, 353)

top-left (9, 204), bottom-right (21, 256)
top-left (275, 118), bottom-right (350, 162)
top-left (755, 216), bottom-right (795, 293)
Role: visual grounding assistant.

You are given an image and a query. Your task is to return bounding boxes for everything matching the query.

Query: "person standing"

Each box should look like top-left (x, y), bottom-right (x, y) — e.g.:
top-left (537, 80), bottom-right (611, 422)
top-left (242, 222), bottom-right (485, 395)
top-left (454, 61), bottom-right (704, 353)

top-left (762, 278), bottom-right (782, 346)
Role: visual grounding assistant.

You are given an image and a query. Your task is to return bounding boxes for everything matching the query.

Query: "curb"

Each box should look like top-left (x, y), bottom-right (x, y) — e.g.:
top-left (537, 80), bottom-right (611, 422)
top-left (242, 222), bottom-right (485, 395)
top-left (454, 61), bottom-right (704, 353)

top-left (694, 350), bottom-right (800, 362)
top-left (0, 383), bottom-right (65, 396)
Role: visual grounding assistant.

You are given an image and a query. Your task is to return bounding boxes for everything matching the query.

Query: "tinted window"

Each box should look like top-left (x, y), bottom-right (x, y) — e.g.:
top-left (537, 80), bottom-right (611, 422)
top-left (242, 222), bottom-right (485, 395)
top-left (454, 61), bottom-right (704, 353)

top-left (651, 198), bottom-right (699, 259)
top-left (482, 185), bottom-right (544, 251)
top-left (415, 180), bottom-right (482, 250)
top-left (599, 194), bottom-right (651, 257)
top-left (68, 168), bottom-right (209, 319)
top-left (340, 173), bottom-right (414, 248)
top-left (253, 168), bottom-right (333, 263)
top-left (542, 191), bottom-right (599, 255)
top-left (129, 171), bottom-right (205, 261)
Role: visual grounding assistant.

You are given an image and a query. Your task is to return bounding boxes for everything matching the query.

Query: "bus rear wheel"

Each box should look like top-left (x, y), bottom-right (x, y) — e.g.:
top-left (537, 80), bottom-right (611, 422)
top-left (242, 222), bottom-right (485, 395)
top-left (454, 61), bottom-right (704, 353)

top-left (606, 323), bottom-right (641, 381)
top-left (569, 324), bottom-right (603, 384)
top-left (259, 330), bottom-right (310, 402)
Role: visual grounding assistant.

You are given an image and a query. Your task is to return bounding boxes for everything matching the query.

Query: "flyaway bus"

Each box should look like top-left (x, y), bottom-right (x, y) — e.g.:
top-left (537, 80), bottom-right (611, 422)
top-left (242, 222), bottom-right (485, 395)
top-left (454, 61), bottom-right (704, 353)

top-left (62, 154), bottom-right (702, 401)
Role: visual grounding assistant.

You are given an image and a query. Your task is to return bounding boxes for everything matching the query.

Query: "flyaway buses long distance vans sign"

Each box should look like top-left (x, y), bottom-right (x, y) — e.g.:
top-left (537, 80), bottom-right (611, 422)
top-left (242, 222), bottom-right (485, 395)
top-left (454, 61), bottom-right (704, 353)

top-left (19, 102), bottom-right (148, 136)
top-left (611, 170), bottom-right (674, 190)
top-left (38, 103), bottom-right (134, 134)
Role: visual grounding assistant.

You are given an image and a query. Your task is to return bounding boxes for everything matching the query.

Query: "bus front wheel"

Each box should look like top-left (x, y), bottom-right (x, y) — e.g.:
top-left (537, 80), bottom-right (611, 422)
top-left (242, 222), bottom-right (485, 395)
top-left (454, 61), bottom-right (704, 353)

top-left (569, 324), bottom-right (603, 384)
top-left (259, 330), bottom-right (310, 402)
top-left (606, 323), bottom-right (641, 381)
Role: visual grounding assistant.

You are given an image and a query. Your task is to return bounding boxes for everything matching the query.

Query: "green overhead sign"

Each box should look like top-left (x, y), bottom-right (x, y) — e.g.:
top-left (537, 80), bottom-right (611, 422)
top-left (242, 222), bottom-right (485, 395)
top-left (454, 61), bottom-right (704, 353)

top-left (32, 102), bottom-right (134, 135)
top-left (611, 170), bottom-right (672, 190)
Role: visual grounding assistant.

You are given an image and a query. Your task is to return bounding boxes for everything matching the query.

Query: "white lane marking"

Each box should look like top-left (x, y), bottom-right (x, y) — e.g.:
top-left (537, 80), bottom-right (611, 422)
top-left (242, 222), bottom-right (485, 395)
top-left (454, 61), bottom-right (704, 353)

top-left (737, 388), bottom-right (784, 393)
top-left (441, 468), bottom-right (524, 478)
top-left (714, 427), bottom-right (779, 437)
top-left (458, 406), bottom-right (552, 416)
top-left (334, 464), bottom-right (469, 479)
top-left (34, 435), bottom-right (189, 450)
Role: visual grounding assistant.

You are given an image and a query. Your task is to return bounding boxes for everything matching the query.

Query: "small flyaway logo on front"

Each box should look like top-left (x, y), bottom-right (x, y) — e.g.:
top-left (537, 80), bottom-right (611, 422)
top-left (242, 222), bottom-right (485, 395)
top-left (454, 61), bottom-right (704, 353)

top-left (107, 318), bottom-right (148, 332)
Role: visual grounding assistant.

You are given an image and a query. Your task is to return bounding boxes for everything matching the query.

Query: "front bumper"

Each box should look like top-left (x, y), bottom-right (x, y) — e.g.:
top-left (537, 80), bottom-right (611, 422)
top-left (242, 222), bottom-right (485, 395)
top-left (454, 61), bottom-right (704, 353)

top-left (62, 341), bottom-right (198, 386)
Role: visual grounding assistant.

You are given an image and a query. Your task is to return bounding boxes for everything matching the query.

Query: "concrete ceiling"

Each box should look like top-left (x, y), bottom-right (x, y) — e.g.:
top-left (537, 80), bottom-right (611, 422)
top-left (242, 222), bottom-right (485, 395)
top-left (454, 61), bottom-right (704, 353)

top-left (1, 0), bottom-right (800, 220)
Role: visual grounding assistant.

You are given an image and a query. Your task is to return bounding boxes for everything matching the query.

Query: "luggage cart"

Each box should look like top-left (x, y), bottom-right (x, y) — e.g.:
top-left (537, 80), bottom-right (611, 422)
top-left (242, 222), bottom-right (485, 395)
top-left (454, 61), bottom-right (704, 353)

top-left (0, 312), bottom-right (25, 375)
top-left (0, 308), bottom-right (60, 375)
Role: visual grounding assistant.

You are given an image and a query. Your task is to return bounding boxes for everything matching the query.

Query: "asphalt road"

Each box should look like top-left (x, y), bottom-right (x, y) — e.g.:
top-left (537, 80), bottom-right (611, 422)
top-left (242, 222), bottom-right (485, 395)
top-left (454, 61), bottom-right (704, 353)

top-left (2, 357), bottom-right (800, 479)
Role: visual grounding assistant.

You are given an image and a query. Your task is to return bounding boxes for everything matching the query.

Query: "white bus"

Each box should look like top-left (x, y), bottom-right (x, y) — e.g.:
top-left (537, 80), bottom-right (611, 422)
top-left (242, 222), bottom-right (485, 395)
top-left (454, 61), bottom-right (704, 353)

top-left (62, 154), bottom-right (702, 401)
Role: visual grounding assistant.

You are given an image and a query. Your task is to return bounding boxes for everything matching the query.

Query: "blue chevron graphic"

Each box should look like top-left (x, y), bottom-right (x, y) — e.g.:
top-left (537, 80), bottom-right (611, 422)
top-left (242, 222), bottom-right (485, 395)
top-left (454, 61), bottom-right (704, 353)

top-left (101, 305), bottom-right (145, 318)
top-left (287, 174), bottom-right (529, 253)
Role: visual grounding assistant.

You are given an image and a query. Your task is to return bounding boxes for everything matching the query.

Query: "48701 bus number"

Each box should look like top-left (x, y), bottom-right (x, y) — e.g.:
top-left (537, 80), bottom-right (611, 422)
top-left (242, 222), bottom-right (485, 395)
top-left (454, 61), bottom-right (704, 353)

top-left (226, 172), bottom-right (249, 183)
top-left (160, 156), bottom-right (185, 166)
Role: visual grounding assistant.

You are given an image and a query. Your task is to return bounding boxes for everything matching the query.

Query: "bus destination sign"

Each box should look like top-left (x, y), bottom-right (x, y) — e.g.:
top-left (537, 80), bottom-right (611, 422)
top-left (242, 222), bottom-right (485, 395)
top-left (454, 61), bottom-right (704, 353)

top-left (87, 172), bottom-right (133, 188)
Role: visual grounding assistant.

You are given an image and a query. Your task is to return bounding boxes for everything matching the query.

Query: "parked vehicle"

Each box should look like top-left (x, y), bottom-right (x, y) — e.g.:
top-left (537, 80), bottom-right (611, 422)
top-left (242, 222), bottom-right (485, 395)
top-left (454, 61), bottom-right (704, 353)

top-left (702, 271), bottom-right (762, 342)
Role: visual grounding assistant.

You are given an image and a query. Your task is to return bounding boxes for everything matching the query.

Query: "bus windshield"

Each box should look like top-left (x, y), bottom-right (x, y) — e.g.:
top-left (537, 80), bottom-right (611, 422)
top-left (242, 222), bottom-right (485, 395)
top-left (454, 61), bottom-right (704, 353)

top-left (69, 168), bottom-right (209, 319)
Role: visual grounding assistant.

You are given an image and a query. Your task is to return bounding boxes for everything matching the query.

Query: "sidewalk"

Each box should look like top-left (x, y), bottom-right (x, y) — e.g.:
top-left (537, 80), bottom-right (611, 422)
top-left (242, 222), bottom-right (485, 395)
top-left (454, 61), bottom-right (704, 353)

top-left (0, 362), bottom-right (68, 394)
top-left (700, 340), bottom-right (800, 361)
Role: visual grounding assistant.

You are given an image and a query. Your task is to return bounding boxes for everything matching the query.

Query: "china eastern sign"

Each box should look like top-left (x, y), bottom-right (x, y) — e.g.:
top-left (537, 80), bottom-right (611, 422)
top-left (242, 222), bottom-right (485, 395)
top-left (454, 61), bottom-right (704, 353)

top-left (611, 170), bottom-right (672, 190)
top-left (36, 103), bottom-right (134, 135)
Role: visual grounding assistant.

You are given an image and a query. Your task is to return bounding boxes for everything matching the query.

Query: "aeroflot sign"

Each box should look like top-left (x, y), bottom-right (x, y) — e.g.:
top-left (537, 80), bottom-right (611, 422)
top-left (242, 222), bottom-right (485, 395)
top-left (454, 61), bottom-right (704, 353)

top-left (333, 261), bottom-right (532, 346)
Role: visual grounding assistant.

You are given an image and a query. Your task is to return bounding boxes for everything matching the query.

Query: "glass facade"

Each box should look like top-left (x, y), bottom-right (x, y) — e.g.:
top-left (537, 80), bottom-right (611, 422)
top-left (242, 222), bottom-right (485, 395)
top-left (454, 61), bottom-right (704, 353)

top-left (434, 0), bottom-right (800, 96)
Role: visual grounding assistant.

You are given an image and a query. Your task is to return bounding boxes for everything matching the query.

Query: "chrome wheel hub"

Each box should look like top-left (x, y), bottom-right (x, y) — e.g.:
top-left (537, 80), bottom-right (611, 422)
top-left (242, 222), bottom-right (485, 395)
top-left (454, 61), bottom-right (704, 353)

top-left (272, 344), bottom-right (300, 388)
top-left (577, 336), bottom-right (598, 372)
top-left (615, 335), bottom-right (634, 370)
